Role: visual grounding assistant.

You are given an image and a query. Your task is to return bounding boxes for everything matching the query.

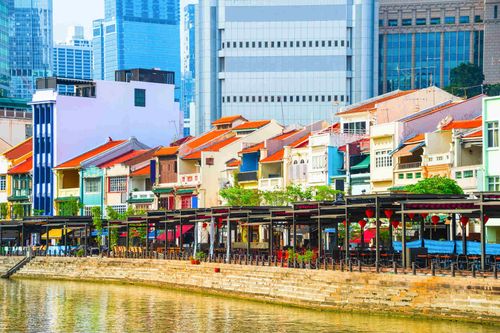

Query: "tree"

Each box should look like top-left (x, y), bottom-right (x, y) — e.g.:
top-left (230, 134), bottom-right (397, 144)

top-left (404, 176), bottom-right (464, 195)
top-left (0, 203), bottom-right (7, 219)
top-left (12, 203), bottom-right (25, 219)
top-left (310, 185), bottom-right (343, 201)
top-left (91, 206), bottom-right (103, 246)
top-left (219, 186), bottom-right (262, 206)
top-left (58, 197), bottom-right (80, 216)
top-left (485, 83), bottom-right (500, 96)
top-left (445, 63), bottom-right (484, 98)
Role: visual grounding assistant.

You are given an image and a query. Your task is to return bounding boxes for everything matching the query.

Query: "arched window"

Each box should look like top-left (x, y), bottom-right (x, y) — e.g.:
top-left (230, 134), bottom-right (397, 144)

top-left (300, 159), bottom-right (305, 164)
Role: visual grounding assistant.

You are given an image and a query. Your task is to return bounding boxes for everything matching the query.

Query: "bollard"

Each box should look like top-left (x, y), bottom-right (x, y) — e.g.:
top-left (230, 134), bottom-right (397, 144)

top-left (412, 262), bottom-right (416, 275)
top-left (268, 256), bottom-right (271, 266)
top-left (376, 261), bottom-right (380, 273)
top-left (472, 265), bottom-right (476, 278)
top-left (358, 261), bottom-right (362, 272)
top-left (280, 257), bottom-right (284, 267)
top-left (393, 261), bottom-right (397, 275)
top-left (340, 260), bottom-right (344, 272)
top-left (431, 263), bottom-right (436, 276)
top-left (348, 260), bottom-right (353, 272)
top-left (451, 263), bottom-right (455, 277)
top-left (273, 256), bottom-right (277, 267)
top-left (324, 258), bottom-right (327, 271)
top-left (493, 265), bottom-right (497, 279)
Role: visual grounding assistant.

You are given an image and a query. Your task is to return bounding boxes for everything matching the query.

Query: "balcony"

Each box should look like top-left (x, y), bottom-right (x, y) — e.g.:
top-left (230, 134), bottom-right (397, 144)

top-left (128, 191), bottom-right (155, 204)
top-left (308, 170), bottom-right (328, 184)
top-left (425, 153), bottom-right (452, 167)
top-left (8, 188), bottom-right (31, 201)
top-left (398, 162), bottom-right (422, 170)
top-left (58, 188), bottom-right (79, 198)
top-left (453, 165), bottom-right (483, 193)
top-left (259, 177), bottom-right (284, 191)
top-left (179, 173), bottom-right (201, 187)
top-left (237, 171), bottom-right (258, 182)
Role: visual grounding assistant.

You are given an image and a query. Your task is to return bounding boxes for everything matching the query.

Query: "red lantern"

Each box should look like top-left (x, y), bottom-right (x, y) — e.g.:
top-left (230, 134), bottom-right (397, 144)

top-left (391, 220), bottom-right (400, 229)
top-left (484, 215), bottom-right (490, 224)
top-left (384, 209), bottom-right (393, 219)
top-left (342, 220), bottom-right (347, 227)
top-left (365, 208), bottom-right (375, 219)
top-left (431, 215), bottom-right (440, 225)
top-left (407, 213), bottom-right (415, 220)
top-left (202, 222), bottom-right (207, 229)
top-left (358, 219), bottom-right (367, 229)
top-left (421, 213), bottom-right (429, 220)
top-left (460, 216), bottom-right (469, 226)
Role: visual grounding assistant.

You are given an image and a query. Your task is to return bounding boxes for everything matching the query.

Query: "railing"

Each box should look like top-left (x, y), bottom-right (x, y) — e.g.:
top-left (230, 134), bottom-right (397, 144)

top-left (453, 165), bottom-right (482, 192)
top-left (259, 177), bottom-right (284, 191)
top-left (129, 191), bottom-right (155, 201)
top-left (398, 162), bottom-right (422, 170)
top-left (12, 189), bottom-right (30, 197)
top-left (179, 173), bottom-right (201, 186)
top-left (58, 188), bottom-right (79, 197)
top-left (237, 171), bottom-right (258, 182)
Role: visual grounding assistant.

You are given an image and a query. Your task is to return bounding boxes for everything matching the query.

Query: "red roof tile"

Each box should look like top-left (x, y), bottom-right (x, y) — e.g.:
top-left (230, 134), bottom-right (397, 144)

top-left (240, 142), bottom-right (264, 154)
top-left (154, 146), bottom-right (179, 157)
top-left (226, 159), bottom-right (241, 167)
top-left (55, 140), bottom-right (125, 169)
top-left (8, 156), bottom-right (32, 175)
top-left (98, 150), bottom-right (146, 168)
top-left (261, 149), bottom-right (284, 163)
top-left (405, 134), bottom-right (425, 144)
top-left (182, 136), bottom-right (239, 159)
top-left (130, 165), bottom-right (150, 177)
top-left (442, 118), bottom-right (482, 130)
top-left (272, 130), bottom-right (299, 141)
top-left (464, 130), bottom-right (482, 138)
top-left (212, 115), bottom-right (247, 125)
top-left (3, 137), bottom-right (32, 160)
top-left (185, 129), bottom-right (230, 150)
top-left (337, 91), bottom-right (416, 115)
top-left (232, 120), bottom-right (271, 131)
top-left (290, 134), bottom-right (311, 148)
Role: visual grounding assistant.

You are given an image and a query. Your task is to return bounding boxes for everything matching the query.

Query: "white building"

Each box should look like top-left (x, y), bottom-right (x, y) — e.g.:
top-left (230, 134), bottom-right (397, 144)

top-left (195, 0), bottom-right (379, 134)
top-left (30, 70), bottom-right (182, 215)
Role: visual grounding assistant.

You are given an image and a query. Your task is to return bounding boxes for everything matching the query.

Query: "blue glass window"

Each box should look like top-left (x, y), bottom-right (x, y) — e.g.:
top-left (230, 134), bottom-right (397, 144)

top-left (445, 17), bottom-right (455, 24)
top-left (416, 18), bottom-right (426, 25)
top-left (379, 19), bottom-right (384, 26)
top-left (105, 24), bottom-right (116, 34)
top-left (459, 16), bottom-right (470, 24)
top-left (402, 18), bottom-right (412, 26)
top-left (388, 19), bottom-right (398, 27)
top-left (430, 17), bottom-right (441, 25)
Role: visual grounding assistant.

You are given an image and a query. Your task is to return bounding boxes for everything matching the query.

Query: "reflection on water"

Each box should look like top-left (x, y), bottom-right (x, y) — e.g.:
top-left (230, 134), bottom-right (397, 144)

top-left (0, 279), bottom-right (497, 333)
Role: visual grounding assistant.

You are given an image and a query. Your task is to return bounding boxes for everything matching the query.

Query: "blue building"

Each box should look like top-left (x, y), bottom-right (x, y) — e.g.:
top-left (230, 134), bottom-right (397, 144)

top-left (92, 0), bottom-right (181, 100)
top-left (9, 0), bottom-right (53, 99)
top-left (181, 2), bottom-right (196, 137)
top-left (0, 1), bottom-right (8, 97)
top-left (53, 26), bottom-right (93, 94)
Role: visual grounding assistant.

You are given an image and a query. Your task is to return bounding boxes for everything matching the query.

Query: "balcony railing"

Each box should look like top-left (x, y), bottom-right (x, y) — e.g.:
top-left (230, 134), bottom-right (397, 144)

top-left (237, 171), bottom-right (258, 182)
top-left (179, 173), bottom-right (201, 186)
top-left (59, 188), bottom-right (80, 198)
top-left (12, 189), bottom-right (30, 197)
top-left (398, 162), bottom-right (422, 170)
top-left (259, 177), bottom-right (284, 191)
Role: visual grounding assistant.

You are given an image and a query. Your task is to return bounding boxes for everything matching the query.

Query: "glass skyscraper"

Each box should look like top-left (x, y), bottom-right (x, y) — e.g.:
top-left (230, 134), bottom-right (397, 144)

top-left (0, 1), bottom-right (8, 97)
top-left (9, 0), bottom-right (53, 99)
top-left (181, 2), bottom-right (196, 137)
top-left (93, 0), bottom-right (181, 99)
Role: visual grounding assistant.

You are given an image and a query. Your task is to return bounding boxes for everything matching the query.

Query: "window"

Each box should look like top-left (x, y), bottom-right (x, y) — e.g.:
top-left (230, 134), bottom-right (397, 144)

top-left (455, 171), bottom-right (462, 179)
top-left (312, 155), bottom-right (326, 170)
top-left (416, 18), bottom-right (426, 25)
top-left (105, 24), bottom-right (115, 34)
top-left (406, 173), bottom-right (413, 179)
top-left (430, 17), bottom-right (441, 25)
top-left (375, 150), bottom-right (392, 168)
top-left (206, 157), bottom-right (214, 166)
top-left (0, 175), bottom-right (5, 191)
top-left (25, 124), bottom-right (33, 138)
top-left (487, 121), bottom-right (499, 148)
top-left (415, 172), bottom-right (422, 179)
top-left (495, 6), bottom-right (498, 19)
top-left (85, 178), bottom-right (100, 193)
top-left (459, 16), bottom-right (470, 24)
top-left (181, 196), bottom-right (192, 209)
top-left (445, 16), bottom-right (455, 24)
top-left (463, 170), bottom-right (474, 178)
top-left (402, 18), bottom-right (412, 26)
top-left (134, 89), bottom-right (146, 107)
top-left (488, 176), bottom-right (500, 191)
top-left (388, 19), bottom-right (398, 26)
top-left (475, 15), bottom-right (483, 23)
top-left (83, 206), bottom-right (98, 216)
top-left (109, 176), bottom-right (127, 192)
top-left (343, 122), bottom-right (366, 134)
top-left (108, 205), bottom-right (127, 215)
top-left (398, 174), bottom-right (404, 179)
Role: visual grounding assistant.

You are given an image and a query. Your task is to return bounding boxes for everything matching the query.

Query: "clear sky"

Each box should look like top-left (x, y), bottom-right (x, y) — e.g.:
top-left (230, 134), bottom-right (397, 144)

top-left (53, 0), bottom-right (104, 42)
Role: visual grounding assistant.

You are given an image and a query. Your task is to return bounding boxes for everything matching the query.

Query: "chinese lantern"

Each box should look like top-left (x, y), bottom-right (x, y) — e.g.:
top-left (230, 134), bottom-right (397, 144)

top-left (421, 213), bottom-right (429, 220)
top-left (407, 213), bottom-right (415, 220)
top-left (384, 209), bottom-right (393, 219)
top-left (484, 215), bottom-right (490, 224)
top-left (358, 219), bottom-right (367, 229)
top-left (365, 208), bottom-right (375, 219)
top-left (391, 220), bottom-right (400, 229)
top-left (460, 216), bottom-right (469, 227)
top-left (342, 220), bottom-right (347, 227)
top-left (202, 222), bottom-right (207, 229)
top-left (431, 215), bottom-right (440, 225)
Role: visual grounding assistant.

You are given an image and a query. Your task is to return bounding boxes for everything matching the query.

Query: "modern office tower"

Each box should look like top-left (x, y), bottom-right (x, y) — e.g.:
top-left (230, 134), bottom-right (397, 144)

top-left (0, 1), bottom-right (8, 97)
top-left (181, 2), bottom-right (196, 137)
top-left (31, 68), bottom-right (182, 215)
top-left (92, 0), bottom-right (181, 99)
top-left (195, 0), bottom-right (379, 135)
top-left (9, 0), bottom-right (53, 99)
top-left (52, 26), bottom-right (93, 94)
top-left (378, 0), bottom-right (488, 94)
top-left (484, 1), bottom-right (500, 83)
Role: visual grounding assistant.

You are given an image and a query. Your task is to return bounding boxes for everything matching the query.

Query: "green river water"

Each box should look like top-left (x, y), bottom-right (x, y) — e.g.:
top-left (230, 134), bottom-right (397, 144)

top-left (0, 279), bottom-right (497, 333)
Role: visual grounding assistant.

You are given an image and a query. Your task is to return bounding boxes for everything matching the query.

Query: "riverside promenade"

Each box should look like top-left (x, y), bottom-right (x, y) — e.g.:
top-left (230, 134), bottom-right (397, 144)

top-left (12, 256), bottom-right (500, 325)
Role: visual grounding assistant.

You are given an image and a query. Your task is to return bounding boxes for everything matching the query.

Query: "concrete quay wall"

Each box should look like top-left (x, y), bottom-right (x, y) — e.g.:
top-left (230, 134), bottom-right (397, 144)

top-left (14, 257), bottom-right (500, 324)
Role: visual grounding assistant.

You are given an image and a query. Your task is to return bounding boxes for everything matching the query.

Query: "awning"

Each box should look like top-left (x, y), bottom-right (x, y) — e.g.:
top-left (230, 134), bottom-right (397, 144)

top-left (350, 156), bottom-right (370, 170)
top-left (127, 198), bottom-right (154, 204)
top-left (153, 188), bottom-right (173, 194)
top-left (392, 142), bottom-right (424, 158)
top-left (177, 189), bottom-right (194, 195)
top-left (157, 225), bottom-right (193, 241)
top-left (55, 196), bottom-right (80, 202)
top-left (41, 228), bottom-right (73, 239)
top-left (7, 196), bottom-right (29, 202)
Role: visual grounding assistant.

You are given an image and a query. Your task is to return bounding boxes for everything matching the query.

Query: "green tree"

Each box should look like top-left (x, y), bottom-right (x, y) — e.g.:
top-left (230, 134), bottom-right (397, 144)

top-left (219, 186), bottom-right (262, 206)
top-left (12, 203), bottom-right (25, 219)
top-left (0, 203), bottom-right (7, 219)
top-left (58, 197), bottom-right (80, 216)
top-left (91, 206), bottom-right (103, 246)
top-left (310, 185), bottom-right (342, 201)
top-left (485, 83), bottom-right (500, 96)
top-left (405, 176), bottom-right (464, 195)
top-left (445, 63), bottom-right (484, 98)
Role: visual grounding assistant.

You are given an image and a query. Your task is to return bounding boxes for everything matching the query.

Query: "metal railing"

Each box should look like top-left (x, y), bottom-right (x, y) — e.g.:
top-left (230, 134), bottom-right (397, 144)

top-left (398, 162), bottom-right (422, 170)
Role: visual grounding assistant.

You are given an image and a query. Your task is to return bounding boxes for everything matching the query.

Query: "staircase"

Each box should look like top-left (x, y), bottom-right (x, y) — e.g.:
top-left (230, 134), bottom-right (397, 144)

top-left (1, 255), bottom-right (34, 279)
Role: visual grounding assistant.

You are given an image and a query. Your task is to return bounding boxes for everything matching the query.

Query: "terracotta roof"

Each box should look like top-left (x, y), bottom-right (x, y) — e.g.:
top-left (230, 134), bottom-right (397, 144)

top-left (185, 129), bottom-right (231, 150)
top-left (337, 91), bottom-right (416, 115)
top-left (464, 130), bottom-right (482, 139)
top-left (240, 142), bottom-right (264, 154)
top-left (442, 118), bottom-right (482, 130)
top-left (130, 165), bottom-right (150, 177)
top-left (393, 143), bottom-right (423, 159)
top-left (154, 146), bottom-right (179, 157)
top-left (211, 115), bottom-right (247, 125)
top-left (226, 159), bottom-right (240, 167)
top-left (8, 156), bottom-right (32, 175)
top-left (232, 120), bottom-right (271, 131)
top-left (272, 130), bottom-right (299, 141)
top-left (405, 134), bottom-right (425, 144)
top-left (183, 136), bottom-right (239, 160)
top-left (290, 134), bottom-right (311, 148)
top-left (3, 137), bottom-right (32, 160)
top-left (55, 140), bottom-right (125, 169)
top-left (98, 150), bottom-right (146, 168)
top-left (260, 149), bottom-right (284, 163)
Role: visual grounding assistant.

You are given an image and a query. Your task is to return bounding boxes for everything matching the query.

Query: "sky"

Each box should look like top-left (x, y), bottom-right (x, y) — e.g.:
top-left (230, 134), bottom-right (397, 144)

top-left (53, 0), bottom-right (104, 42)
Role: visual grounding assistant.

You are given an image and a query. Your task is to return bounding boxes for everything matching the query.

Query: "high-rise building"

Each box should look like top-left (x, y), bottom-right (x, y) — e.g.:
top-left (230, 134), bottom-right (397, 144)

top-left (0, 1), bottom-right (9, 97)
top-left (53, 26), bottom-right (93, 94)
top-left (195, 0), bottom-right (378, 135)
top-left (181, 2), bottom-right (196, 137)
top-left (92, 0), bottom-right (181, 99)
top-left (9, 0), bottom-right (53, 99)
top-left (484, 1), bottom-right (500, 83)
top-left (378, 0), bottom-right (490, 94)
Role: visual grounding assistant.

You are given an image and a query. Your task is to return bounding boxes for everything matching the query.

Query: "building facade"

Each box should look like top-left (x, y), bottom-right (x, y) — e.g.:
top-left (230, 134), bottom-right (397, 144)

top-left (378, 0), bottom-right (489, 94)
top-left (92, 0), bottom-right (181, 100)
top-left (181, 2), bottom-right (196, 137)
top-left (195, 0), bottom-right (379, 134)
top-left (0, 1), bottom-right (8, 97)
top-left (52, 26), bottom-right (93, 94)
top-left (0, 97), bottom-right (31, 152)
top-left (9, 0), bottom-right (53, 99)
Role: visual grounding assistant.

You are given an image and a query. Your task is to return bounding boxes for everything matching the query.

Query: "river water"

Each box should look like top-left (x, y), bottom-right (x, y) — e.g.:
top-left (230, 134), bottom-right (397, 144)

top-left (0, 279), bottom-right (497, 333)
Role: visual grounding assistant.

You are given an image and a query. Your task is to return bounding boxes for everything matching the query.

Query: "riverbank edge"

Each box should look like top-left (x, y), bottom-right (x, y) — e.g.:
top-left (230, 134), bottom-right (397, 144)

top-left (12, 258), bottom-right (500, 326)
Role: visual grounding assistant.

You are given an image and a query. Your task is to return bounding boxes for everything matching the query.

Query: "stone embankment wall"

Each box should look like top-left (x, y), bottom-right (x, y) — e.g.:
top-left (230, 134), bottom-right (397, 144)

top-left (15, 257), bottom-right (500, 323)
top-left (0, 256), bottom-right (24, 276)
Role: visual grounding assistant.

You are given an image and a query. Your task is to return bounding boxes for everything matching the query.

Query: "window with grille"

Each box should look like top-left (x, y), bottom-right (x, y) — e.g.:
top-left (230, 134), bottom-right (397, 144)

top-left (0, 176), bottom-right (5, 191)
top-left (85, 178), bottom-right (100, 193)
top-left (83, 206), bottom-right (97, 216)
top-left (375, 150), bottom-right (392, 168)
top-left (312, 155), bottom-right (326, 170)
top-left (109, 176), bottom-right (127, 192)
top-left (134, 89), bottom-right (146, 107)
top-left (108, 205), bottom-right (127, 215)
top-left (487, 121), bottom-right (499, 148)
top-left (343, 122), bottom-right (366, 135)
top-left (488, 176), bottom-right (500, 191)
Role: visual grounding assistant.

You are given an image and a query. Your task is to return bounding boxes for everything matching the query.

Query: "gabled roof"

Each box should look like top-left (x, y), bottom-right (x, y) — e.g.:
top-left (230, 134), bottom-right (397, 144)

top-left (183, 136), bottom-right (239, 160)
top-left (442, 118), bottom-right (482, 130)
top-left (130, 165), bottom-right (150, 177)
top-left (337, 90), bottom-right (416, 116)
top-left (8, 156), bottom-right (32, 175)
top-left (405, 134), bottom-right (425, 144)
top-left (271, 130), bottom-right (299, 141)
top-left (154, 146), bottom-right (179, 157)
top-left (260, 149), bottom-right (284, 163)
top-left (98, 150), bottom-right (146, 168)
top-left (55, 139), bottom-right (126, 169)
top-left (233, 120), bottom-right (271, 131)
top-left (240, 142), bottom-right (264, 154)
top-left (3, 137), bottom-right (32, 161)
top-left (290, 134), bottom-right (311, 148)
top-left (185, 129), bottom-right (231, 150)
top-left (226, 158), bottom-right (240, 168)
top-left (211, 115), bottom-right (247, 125)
